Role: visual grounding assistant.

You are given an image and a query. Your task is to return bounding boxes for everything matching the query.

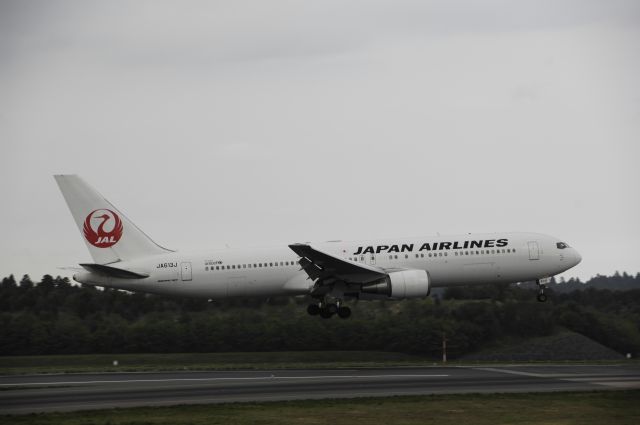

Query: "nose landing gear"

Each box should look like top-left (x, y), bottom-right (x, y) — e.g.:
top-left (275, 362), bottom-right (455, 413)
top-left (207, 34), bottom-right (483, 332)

top-left (536, 278), bottom-right (548, 302)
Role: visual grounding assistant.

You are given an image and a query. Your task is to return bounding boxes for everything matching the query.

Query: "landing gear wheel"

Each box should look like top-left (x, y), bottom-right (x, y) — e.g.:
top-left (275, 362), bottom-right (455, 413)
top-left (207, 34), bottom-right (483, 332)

top-left (307, 304), bottom-right (320, 316)
top-left (320, 308), bottom-right (334, 319)
top-left (320, 303), bottom-right (337, 319)
top-left (537, 293), bottom-right (547, 303)
top-left (337, 306), bottom-right (351, 319)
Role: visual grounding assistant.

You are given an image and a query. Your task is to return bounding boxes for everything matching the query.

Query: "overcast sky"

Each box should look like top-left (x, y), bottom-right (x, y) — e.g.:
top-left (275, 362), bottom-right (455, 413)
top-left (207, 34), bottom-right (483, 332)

top-left (1, 0), bottom-right (639, 282)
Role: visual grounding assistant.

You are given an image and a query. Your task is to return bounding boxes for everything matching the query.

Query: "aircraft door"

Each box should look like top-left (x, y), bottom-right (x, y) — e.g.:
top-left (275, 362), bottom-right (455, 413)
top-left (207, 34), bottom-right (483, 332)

top-left (181, 262), bottom-right (192, 281)
top-left (527, 241), bottom-right (540, 260)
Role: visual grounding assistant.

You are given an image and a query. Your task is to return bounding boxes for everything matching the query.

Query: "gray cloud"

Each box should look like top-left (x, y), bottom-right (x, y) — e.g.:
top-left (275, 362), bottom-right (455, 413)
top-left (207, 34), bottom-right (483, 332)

top-left (1, 0), bottom-right (639, 282)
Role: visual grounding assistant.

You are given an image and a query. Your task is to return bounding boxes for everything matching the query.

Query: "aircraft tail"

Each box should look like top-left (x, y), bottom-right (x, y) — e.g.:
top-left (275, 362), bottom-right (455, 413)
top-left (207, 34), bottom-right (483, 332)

top-left (54, 175), bottom-right (172, 264)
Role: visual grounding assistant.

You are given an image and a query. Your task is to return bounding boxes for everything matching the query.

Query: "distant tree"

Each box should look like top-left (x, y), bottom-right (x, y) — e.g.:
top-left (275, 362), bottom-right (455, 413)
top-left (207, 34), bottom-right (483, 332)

top-left (2, 274), bottom-right (16, 288)
top-left (1, 272), bottom-right (639, 356)
top-left (19, 274), bottom-right (33, 288)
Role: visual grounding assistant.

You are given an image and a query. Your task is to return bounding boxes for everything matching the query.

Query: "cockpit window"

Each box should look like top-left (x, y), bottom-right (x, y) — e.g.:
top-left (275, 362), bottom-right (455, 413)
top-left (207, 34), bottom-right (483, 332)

top-left (556, 242), bottom-right (570, 249)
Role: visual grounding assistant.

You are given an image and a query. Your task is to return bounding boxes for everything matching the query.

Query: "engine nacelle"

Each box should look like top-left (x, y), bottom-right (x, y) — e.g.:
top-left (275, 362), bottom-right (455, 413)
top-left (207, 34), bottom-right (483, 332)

top-left (361, 269), bottom-right (430, 299)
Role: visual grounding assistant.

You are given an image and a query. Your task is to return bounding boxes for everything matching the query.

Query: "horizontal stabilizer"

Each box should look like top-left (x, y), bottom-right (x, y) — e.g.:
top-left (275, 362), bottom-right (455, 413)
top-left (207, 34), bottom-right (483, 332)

top-left (80, 263), bottom-right (149, 279)
top-left (58, 266), bottom-right (84, 272)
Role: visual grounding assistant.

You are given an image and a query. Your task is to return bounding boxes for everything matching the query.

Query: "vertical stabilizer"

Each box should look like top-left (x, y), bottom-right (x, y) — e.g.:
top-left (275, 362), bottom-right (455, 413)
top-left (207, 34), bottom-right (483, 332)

top-left (54, 175), bottom-right (172, 264)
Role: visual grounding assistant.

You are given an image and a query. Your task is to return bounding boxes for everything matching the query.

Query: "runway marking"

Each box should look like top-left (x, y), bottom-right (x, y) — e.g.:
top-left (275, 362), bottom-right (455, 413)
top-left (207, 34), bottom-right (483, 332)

top-left (562, 376), bottom-right (640, 389)
top-left (473, 368), bottom-right (547, 377)
top-left (0, 374), bottom-right (448, 387)
top-left (592, 381), bottom-right (640, 388)
top-left (474, 367), bottom-right (640, 385)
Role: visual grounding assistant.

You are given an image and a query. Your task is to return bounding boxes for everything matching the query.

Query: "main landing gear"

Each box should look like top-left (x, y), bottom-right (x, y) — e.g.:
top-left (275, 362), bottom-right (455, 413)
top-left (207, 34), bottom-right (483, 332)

top-left (536, 279), bottom-right (548, 302)
top-left (307, 300), bottom-right (351, 319)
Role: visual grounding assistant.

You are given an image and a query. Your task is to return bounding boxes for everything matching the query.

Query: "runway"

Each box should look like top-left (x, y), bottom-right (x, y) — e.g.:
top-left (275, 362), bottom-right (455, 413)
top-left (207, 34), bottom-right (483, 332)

top-left (1, 364), bottom-right (639, 414)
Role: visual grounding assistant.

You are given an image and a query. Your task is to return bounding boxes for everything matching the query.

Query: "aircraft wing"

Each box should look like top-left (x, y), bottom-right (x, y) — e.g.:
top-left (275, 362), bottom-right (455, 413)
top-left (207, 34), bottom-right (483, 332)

top-left (289, 243), bottom-right (387, 285)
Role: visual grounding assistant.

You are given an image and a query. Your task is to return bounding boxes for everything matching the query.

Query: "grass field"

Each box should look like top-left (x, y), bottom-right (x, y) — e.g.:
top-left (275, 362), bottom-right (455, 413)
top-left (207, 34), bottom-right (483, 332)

top-left (0, 351), bottom-right (435, 375)
top-left (2, 351), bottom-right (635, 375)
top-left (1, 391), bottom-right (638, 425)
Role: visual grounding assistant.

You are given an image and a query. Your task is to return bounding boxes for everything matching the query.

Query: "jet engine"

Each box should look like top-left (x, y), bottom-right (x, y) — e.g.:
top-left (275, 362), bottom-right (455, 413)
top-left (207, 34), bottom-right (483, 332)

top-left (361, 269), bottom-right (430, 299)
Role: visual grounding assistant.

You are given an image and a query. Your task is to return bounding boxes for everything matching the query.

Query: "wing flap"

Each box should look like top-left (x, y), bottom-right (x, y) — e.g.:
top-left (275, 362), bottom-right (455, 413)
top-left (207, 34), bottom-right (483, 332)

top-left (289, 243), bottom-right (387, 284)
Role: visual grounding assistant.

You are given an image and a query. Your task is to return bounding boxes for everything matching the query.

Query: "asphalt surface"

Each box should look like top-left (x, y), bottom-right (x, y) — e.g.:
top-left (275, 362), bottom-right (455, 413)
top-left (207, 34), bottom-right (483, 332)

top-left (1, 364), bottom-right (639, 414)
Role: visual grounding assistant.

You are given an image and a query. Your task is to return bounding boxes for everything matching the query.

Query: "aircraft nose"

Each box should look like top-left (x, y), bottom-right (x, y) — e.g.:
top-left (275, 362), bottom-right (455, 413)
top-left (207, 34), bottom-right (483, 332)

top-left (573, 249), bottom-right (582, 265)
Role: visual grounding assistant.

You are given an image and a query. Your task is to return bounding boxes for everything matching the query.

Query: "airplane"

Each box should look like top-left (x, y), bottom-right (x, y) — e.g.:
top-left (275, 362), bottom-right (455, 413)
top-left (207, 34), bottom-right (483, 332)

top-left (55, 175), bottom-right (582, 319)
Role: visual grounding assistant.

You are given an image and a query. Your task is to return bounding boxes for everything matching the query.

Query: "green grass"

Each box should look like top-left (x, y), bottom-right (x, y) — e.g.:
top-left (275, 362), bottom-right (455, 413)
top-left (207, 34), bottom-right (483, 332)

top-left (0, 351), bottom-right (436, 375)
top-left (2, 351), bottom-right (636, 375)
top-left (1, 391), bottom-right (638, 425)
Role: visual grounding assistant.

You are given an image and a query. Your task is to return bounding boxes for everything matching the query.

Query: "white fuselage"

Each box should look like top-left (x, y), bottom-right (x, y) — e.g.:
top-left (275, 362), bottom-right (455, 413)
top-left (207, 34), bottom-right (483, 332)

top-left (74, 232), bottom-right (581, 300)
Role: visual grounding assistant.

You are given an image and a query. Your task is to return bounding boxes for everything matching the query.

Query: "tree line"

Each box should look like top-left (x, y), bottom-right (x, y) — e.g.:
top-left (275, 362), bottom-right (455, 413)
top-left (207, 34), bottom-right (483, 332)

top-left (1, 273), bottom-right (639, 358)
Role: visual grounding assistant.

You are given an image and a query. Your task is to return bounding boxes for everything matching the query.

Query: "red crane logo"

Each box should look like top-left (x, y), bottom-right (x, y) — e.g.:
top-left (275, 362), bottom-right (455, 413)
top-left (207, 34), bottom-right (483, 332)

top-left (83, 209), bottom-right (123, 248)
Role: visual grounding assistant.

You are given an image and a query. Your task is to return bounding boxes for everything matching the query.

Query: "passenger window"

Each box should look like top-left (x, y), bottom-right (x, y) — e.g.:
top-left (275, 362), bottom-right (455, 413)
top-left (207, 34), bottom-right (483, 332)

top-left (205, 267), bottom-right (209, 271)
top-left (421, 253), bottom-right (424, 258)
top-left (395, 255), bottom-right (398, 259)
top-left (513, 249), bottom-right (516, 253)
